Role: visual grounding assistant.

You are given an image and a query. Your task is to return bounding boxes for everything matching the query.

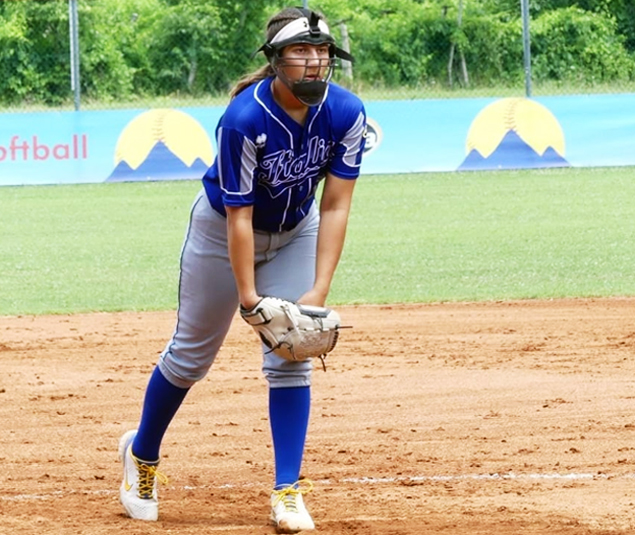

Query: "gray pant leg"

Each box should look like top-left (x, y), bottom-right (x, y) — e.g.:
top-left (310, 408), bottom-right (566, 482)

top-left (255, 207), bottom-right (320, 388)
top-left (158, 191), bottom-right (239, 388)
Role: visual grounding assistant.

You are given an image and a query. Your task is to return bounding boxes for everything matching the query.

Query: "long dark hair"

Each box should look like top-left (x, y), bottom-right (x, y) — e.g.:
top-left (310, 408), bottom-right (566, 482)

top-left (229, 7), bottom-right (326, 99)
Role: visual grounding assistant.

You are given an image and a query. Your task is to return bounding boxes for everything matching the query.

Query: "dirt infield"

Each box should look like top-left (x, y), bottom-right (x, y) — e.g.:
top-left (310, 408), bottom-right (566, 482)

top-left (2, 298), bottom-right (635, 534)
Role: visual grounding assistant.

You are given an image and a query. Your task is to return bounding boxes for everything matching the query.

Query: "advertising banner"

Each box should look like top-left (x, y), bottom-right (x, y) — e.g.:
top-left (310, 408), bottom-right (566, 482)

top-left (1, 93), bottom-right (633, 186)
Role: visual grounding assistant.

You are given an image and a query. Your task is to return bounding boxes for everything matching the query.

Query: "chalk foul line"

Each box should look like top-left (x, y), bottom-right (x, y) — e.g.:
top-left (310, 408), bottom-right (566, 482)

top-left (2, 471), bottom-right (632, 502)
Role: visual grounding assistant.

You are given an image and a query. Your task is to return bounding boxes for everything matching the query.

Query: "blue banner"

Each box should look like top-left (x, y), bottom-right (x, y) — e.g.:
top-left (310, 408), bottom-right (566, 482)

top-left (1, 93), bottom-right (634, 186)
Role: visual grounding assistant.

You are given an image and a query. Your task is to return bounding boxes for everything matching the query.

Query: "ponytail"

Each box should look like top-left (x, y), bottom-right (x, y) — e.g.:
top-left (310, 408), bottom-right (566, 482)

top-left (229, 64), bottom-right (275, 100)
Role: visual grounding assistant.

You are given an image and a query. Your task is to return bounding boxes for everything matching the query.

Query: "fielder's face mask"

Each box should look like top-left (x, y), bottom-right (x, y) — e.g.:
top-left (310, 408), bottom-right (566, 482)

top-left (255, 9), bottom-right (355, 106)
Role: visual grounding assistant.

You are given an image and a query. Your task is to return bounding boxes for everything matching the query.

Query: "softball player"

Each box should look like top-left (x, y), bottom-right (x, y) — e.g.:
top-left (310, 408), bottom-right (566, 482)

top-left (118, 7), bottom-right (366, 532)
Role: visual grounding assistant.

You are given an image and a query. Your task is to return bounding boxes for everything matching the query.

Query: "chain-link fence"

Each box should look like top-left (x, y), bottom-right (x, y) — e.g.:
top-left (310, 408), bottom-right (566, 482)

top-left (1, 0), bottom-right (634, 112)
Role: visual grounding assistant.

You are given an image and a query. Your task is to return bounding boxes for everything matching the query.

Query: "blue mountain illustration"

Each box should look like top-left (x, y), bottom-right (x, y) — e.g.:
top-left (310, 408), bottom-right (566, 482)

top-left (458, 130), bottom-right (569, 171)
top-left (107, 141), bottom-right (209, 182)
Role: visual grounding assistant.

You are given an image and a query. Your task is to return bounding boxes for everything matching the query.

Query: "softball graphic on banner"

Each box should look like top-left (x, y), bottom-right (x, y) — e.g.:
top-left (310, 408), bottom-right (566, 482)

top-left (107, 109), bottom-right (214, 182)
top-left (459, 98), bottom-right (569, 170)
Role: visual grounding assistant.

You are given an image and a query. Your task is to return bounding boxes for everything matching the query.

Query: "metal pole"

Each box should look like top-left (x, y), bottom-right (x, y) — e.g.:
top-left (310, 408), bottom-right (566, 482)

top-left (520, 0), bottom-right (532, 98)
top-left (338, 21), bottom-right (353, 80)
top-left (69, 0), bottom-right (81, 110)
top-left (302, 0), bottom-right (308, 8)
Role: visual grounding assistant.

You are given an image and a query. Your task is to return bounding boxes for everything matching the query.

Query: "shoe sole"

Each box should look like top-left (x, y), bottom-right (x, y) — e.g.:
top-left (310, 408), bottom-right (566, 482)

top-left (271, 512), bottom-right (315, 533)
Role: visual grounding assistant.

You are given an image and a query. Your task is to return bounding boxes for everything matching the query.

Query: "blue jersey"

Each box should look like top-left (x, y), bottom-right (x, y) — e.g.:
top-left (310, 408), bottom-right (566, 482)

top-left (203, 77), bottom-right (366, 232)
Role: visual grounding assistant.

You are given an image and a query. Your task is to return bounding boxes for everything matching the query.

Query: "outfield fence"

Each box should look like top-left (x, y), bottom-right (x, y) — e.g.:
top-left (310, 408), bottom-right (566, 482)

top-left (1, 0), bottom-right (635, 112)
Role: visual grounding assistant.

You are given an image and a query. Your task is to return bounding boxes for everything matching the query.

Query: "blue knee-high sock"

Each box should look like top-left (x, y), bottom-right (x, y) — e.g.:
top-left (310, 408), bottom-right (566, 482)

top-left (132, 366), bottom-right (190, 461)
top-left (269, 386), bottom-right (311, 488)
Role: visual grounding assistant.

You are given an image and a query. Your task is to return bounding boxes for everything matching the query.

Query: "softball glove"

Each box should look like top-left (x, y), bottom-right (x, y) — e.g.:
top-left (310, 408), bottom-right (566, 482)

top-left (240, 297), bottom-right (341, 362)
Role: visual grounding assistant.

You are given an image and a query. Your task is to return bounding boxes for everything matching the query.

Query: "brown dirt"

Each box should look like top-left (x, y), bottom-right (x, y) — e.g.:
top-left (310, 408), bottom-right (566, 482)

top-left (2, 298), bottom-right (635, 534)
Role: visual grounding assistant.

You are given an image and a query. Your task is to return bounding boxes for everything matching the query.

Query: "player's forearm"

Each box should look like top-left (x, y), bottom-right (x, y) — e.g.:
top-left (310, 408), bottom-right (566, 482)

top-left (313, 207), bottom-right (349, 298)
top-left (314, 174), bottom-right (356, 300)
top-left (226, 206), bottom-right (259, 308)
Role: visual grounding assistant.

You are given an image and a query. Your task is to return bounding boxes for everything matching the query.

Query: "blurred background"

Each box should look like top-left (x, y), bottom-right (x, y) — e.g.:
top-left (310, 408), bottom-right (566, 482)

top-left (1, 0), bottom-right (634, 112)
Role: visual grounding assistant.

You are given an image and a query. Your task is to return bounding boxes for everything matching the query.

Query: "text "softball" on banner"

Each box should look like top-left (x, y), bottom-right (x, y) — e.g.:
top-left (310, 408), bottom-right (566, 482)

top-left (0, 135), bottom-right (88, 162)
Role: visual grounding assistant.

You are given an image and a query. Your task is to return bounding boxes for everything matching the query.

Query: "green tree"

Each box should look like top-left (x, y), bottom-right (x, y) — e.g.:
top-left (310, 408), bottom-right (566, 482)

top-left (480, 0), bottom-right (635, 51)
top-left (133, 1), bottom-right (277, 96)
top-left (531, 6), bottom-right (635, 82)
top-left (0, 0), bottom-right (69, 105)
top-left (142, 1), bottom-right (223, 95)
top-left (76, 0), bottom-right (144, 102)
top-left (1, 0), bottom-right (634, 107)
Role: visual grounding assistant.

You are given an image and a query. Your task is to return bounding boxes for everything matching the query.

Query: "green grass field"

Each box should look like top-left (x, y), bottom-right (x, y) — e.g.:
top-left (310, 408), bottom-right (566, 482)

top-left (1, 166), bottom-right (634, 316)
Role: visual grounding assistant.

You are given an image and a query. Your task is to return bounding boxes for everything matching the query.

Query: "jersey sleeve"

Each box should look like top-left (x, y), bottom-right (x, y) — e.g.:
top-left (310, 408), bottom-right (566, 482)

top-left (216, 126), bottom-right (258, 206)
top-left (328, 105), bottom-right (367, 179)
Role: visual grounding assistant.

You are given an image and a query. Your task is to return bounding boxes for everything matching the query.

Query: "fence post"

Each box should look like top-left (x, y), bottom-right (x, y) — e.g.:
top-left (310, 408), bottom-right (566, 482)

top-left (69, 0), bottom-right (81, 111)
top-left (521, 0), bottom-right (532, 98)
top-left (338, 21), bottom-right (353, 81)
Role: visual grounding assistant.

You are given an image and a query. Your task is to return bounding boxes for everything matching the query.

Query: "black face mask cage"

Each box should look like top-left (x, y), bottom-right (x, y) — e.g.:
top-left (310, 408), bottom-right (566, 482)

top-left (273, 55), bottom-right (337, 107)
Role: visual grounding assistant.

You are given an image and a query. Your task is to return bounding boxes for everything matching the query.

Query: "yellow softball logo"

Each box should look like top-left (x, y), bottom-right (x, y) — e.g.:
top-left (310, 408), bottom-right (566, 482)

top-left (109, 109), bottom-right (214, 182)
top-left (466, 98), bottom-right (565, 159)
top-left (459, 97), bottom-right (569, 170)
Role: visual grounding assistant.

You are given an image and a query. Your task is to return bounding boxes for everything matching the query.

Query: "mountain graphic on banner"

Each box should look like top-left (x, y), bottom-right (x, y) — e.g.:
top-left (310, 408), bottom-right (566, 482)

top-left (459, 130), bottom-right (569, 170)
top-left (107, 141), bottom-right (208, 182)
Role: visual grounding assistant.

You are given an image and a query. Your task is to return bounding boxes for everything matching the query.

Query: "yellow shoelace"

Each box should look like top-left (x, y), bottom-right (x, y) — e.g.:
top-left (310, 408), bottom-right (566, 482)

top-left (135, 460), bottom-right (169, 499)
top-left (272, 479), bottom-right (314, 512)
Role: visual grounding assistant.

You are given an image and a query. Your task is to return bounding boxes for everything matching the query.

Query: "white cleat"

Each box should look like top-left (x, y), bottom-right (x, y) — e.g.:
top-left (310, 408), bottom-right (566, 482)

top-left (118, 429), bottom-right (167, 521)
top-left (271, 480), bottom-right (315, 533)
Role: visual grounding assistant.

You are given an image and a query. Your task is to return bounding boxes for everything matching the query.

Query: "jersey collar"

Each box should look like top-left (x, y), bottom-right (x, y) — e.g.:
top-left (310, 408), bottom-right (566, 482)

top-left (257, 77), bottom-right (324, 132)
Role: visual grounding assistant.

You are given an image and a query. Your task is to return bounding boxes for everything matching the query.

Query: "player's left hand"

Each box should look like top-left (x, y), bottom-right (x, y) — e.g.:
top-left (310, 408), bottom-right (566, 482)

top-left (296, 287), bottom-right (328, 307)
top-left (239, 296), bottom-right (340, 362)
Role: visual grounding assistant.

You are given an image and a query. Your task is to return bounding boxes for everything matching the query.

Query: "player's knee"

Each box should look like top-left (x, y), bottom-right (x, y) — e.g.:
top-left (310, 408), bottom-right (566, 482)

top-left (262, 353), bottom-right (312, 388)
top-left (158, 351), bottom-right (212, 388)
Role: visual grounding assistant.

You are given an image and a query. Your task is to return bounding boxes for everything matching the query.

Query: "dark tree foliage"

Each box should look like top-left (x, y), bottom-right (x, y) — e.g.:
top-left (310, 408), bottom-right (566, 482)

top-left (485, 0), bottom-right (635, 51)
top-left (0, 1), bottom-right (70, 105)
top-left (0, 0), bottom-right (633, 106)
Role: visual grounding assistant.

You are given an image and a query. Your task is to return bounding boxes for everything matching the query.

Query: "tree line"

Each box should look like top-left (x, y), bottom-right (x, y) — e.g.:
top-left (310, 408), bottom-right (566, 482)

top-left (0, 0), bottom-right (633, 107)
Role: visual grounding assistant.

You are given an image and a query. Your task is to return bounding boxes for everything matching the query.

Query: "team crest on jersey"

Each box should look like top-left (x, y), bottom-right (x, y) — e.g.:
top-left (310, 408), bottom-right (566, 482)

top-left (255, 133), bottom-right (267, 148)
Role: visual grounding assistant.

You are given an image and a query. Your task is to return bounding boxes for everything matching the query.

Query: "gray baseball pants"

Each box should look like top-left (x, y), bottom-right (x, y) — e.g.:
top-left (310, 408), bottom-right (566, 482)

top-left (157, 189), bottom-right (318, 389)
